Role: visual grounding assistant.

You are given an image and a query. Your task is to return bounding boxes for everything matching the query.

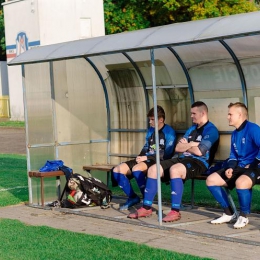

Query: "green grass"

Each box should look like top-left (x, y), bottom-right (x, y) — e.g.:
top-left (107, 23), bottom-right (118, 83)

top-left (0, 219), bottom-right (211, 260)
top-left (0, 154), bottom-right (28, 206)
top-left (0, 120), bottom-right (25, 128)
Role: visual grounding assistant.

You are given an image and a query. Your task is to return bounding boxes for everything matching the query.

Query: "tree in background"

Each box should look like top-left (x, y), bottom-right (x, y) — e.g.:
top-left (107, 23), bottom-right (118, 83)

top-left (104, 0), bottom-right (150, 34)
top-left (189, 0), bottom-right (259, 20)
top-left (0, 0), bottom-right (259, 59)
top-left (0, 0), bottom-right (5, 61)
top-left (104, 0), bottom-right (259, 34)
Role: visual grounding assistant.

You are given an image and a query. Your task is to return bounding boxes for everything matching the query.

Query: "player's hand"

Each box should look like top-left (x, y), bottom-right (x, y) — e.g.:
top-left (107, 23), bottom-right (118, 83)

top-left (179, 138), bottom-right (187, 144)
top-left (225, 168), bottom-right (233, 179)
top-left (136, 156), bottom-right (147, 163)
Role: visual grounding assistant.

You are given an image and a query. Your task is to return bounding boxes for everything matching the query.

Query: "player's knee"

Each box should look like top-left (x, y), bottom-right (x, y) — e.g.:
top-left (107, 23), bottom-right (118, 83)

top-left (147, 164), bottom-right (157, 178)
top-left (113, 163), bottom-right (128, 175)
top-left (132, 164), bottom-right (146, 172)
top-left (169, 164), bottom-right (184, 179)
top-left (113, 166), bottom-right (120, 173)
top-left (236, 175), bottom-right (252, 189)
top-left (206, 173), bottom-right (217, 186)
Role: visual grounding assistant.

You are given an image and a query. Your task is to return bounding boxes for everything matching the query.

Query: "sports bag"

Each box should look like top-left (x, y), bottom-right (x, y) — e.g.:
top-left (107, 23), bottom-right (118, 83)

top-left (61, 173), bottom-right (112, 209)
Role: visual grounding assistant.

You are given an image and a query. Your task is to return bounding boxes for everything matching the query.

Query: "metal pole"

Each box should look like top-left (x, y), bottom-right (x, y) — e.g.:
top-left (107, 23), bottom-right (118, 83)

top-left (21, 65), bottom-right (32, 204)
top-left (50, 62), bottom-right (58, 159)
top-left (150, 49), bottom-right (162, 225)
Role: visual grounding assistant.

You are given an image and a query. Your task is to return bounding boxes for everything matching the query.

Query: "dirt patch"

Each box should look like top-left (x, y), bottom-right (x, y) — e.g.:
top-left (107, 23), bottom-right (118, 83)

top-left (0, 127), bottom-right (26, 154)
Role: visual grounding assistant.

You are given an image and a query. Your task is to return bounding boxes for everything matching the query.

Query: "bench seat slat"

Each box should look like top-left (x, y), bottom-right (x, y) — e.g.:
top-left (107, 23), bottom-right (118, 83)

top-left (29, 171), bottom-right (64, 178)
top-left (83, 165), bottom-right (115, 172)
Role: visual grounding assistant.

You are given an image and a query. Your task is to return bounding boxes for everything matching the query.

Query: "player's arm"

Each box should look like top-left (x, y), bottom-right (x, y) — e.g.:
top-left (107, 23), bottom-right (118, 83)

top-left (249, 126), bottom-right (260, 168)
top-left (186, 127), bottom-right (219, 157)
top-left (227, 134), bottom-right (238, 169)
top-left (175, 138), bottom-right (200, 153)
top-left (160, 128), bottom-right (176, 159)
top-left (186, 142), bottom-right (202, 156)
top-left (138, 128), bottom-right (151, 156)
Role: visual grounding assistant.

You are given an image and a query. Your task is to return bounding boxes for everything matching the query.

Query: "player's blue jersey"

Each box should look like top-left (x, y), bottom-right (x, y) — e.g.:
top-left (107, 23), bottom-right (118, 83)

top-left (179, 121), bottom-right (219, 168)
top-left (228, 120), bottom-right (260, 168)
top-left (139, 124), bottom-right (176, 161)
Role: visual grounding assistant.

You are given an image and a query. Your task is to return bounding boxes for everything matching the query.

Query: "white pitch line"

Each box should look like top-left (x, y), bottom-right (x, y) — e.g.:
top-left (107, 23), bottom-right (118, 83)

top-left (0, 186), bottom-right (28, 192)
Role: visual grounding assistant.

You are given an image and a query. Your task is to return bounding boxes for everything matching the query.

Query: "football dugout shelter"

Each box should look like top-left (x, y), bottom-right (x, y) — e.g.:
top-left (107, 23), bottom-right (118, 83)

top-left (8, 11), bottom-right (260, 224)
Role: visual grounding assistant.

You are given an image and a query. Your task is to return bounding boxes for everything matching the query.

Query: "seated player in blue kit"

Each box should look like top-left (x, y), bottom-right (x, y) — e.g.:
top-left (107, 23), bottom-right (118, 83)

top-left (206, 102), bottom-right (260, 229)
top-left (112, 106), bottom-right (176, 210)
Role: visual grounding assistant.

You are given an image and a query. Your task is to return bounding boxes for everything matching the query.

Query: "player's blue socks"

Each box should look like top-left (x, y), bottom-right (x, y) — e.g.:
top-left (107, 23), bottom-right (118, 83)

top-left (132, 170), bottom-right (146, 196)
top-left (207, 186), bottom-right (230, 208)
top-left (170, 178), bottom-right (183, 210)
top-left (236, 189), bottom-right (251, 215)
top-left (113, 172), bottom-right (136, 198)
top-left (143, 177), bottom-right (157, 207)
top-left (249, 188), bottom-right (252, 208)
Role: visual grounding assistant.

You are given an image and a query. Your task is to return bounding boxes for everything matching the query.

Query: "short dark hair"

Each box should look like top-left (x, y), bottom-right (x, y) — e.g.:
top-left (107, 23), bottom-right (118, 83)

top-left (191, 101), bottom-right (208, 112)
top-left (228, 102), bottom-right (248, 115)
top-left (147, 105), bottom-right (165, 120)
top-left (228, 102), bottom-right (247, 110)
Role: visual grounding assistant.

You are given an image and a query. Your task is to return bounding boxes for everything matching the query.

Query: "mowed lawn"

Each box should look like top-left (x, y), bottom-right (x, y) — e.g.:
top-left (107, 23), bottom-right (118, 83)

top-left (0, 154), bottom-right (214, 260)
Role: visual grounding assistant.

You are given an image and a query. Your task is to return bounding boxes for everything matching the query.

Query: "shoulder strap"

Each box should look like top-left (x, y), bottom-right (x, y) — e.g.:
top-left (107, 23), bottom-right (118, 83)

top-left (59, 165), bottom-right (73, 180)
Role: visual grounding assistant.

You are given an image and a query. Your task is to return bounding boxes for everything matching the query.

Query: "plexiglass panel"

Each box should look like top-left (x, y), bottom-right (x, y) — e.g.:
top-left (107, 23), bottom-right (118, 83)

top-left (29, 147), bottom-right (56, 171)
top-left (147, 88), bottom-right (191, 131)
top-left (25, 63), bottom-right (54, 145)
top-left (190, 62), bottom-right (242, 92)
top-left (53, 58), bottom-right (107, 143)
top-left (173, 41), bottom-right (233, 69)
top-left (106, 75), bottom-right (146, 130)
top-left (126, 50), bottom-right (184, 87)
top-left (88, 54), bottom-right (133, 79)
top-left (110, 132), bottom-right (145, 156)
top-left (172, 42), bottom-right (244, 132)
top-left (89, 54), bottom-right (147, 130)
top-left (152, 48), bottom-right (187, 85)
top-left (225, 35), bottom-right (260, 60)
top-left (239, 58), bottom-right (260, 124)
top-left (58, 142), bottom-right (108, 175)
top-left (125, 49), bottom-right (191, 130)
top-left (226, 36), bottom-right (260, 124)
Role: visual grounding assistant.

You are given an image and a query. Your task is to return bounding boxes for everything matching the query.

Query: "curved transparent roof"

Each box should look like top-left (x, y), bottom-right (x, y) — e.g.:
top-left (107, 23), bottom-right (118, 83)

top-left (8, 11), bottom-right (260, 66)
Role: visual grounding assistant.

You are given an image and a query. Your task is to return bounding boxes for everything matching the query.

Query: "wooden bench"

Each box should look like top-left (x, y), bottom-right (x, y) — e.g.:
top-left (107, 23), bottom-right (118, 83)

top-left (28, 170), bottom-right (65, 206)
top-left (83, 164), bottom-right (115, 185)
top-left (83, 163), bottom-right (238, 217)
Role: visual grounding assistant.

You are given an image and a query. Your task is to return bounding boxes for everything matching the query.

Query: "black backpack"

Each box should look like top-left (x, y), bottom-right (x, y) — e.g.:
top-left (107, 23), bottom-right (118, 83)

top-left (61, 173), bottom-right (112, 209)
